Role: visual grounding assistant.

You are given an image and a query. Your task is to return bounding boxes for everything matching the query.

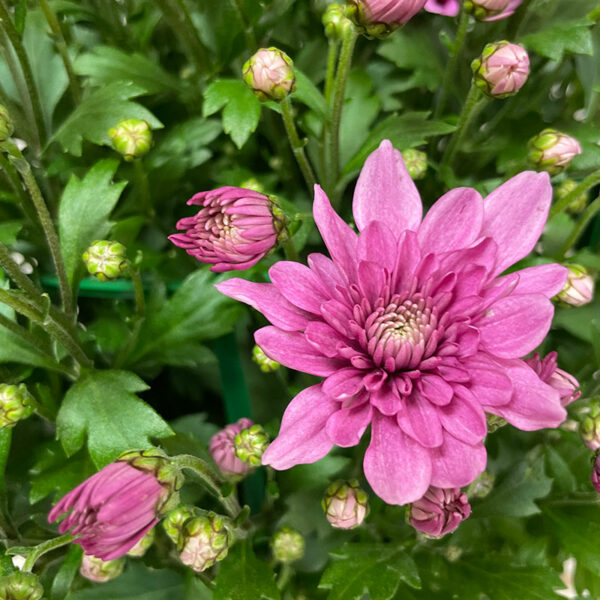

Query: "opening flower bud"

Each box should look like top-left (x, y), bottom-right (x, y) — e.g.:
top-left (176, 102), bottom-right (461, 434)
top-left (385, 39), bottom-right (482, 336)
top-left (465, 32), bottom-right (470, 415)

top-left (581, 402), bottom-right (600, 451)
top-left (346, 0), bottom-right (428, 37)
top-left (323, 4), bottom-right (354, 40)
top-left (82, 240), bottom-right (128, 282)
top-left (464, 0), bottom-right (522, 21)
top-left (252, 345), bottom-right (281, 372)
top-left (409, 486), bottom-right (471, 538)
top-left (242, 48), bottom-right (296, 102)
top-left (127, 527), bottom-right (155, 557)
top-left (0, 571), bottom-right (44, 600)
top-left (80, 554), bottom-right (125, 583)
top-left (210, 418), bottom-right (255, 477)
top-left (271, 526), bottom-right (305, 563)
top-left (556, 180), bottom-right (588, 215)
top-left (234, 424), bottom-right (269, 466)
top-left (322, 479), bottom-right (369, 529)
top-left (524, 352), bottom-right (580, 407)
top-left (0, 383), bottom-right (34, 428)
top-left (557, 265), bottom-right (594, 307)
top-left (471, 41), bottom-right (529, 99)
top-left (0, 104), bottom-right (14, 143)
top-left (528, 129), bottom-right (582, 176)
top-left (401, 149), bottom-right (428, 180)
top-left (178, 512), bottom-right (231, 572)
top-left (109, 119), bottom-right (152, 161)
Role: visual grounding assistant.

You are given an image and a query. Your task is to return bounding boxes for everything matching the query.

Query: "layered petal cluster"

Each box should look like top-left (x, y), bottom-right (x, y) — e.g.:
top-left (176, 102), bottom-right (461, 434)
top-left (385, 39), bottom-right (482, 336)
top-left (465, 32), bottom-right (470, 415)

top-left (48, 461), bottom-right (165, 560)
top-left (358, 0), bottom-right (428, 24)
top-left (468, 0), bottom-right (523, 21)
top-left (217, 140), bottom-right (567, 505)
top-left (409, 486), bottom-right (470, 537)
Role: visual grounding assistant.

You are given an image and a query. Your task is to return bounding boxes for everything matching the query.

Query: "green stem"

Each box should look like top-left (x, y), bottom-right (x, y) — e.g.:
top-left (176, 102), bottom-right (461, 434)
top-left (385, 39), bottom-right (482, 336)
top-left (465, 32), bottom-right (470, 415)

top-left (439, 83), bottom-right (486, 177)
top-left (327, 26), bottom-right (358, 196)
top-left (130, 268), bottom-right (146, 318)
top-left (0, 152), bottom-right (40, 232)
top-left (22, 534), bottom-right (73, 572)
top-left (276, 563), bottom-right (293, 591)
top-left (0, 312), bottom-right (51, 356)
top-left (134, 159), bottom-right (154, 219)
top-left (39, 0), bottom-right (81, 104)
top-left (557, 195), bottom-right (600, 260)
top-left (0, 0), bottom-right (46, 148)
top-left (507, 0), bottom-right (534, 40)
top-left (549, 170), bottom-right (600, 220)
top-left (231, 0), bottom-right (257, 49)
top-left (282, 237), bottom-right (298, 262)
top-left (280, 96), bottom-right (317, 193)
top-left (0, 241), bottom-right (43, 301)
top-left (435, 8), bottom-right (470, 119)
top-left (321, 39), bottom-right (339, 186)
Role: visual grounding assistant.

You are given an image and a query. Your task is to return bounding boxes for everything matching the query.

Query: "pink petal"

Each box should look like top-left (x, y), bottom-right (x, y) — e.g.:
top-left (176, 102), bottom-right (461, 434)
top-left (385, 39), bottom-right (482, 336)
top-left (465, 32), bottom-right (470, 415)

top-left (425, 0), bottom-right (460, 16)
top-left (437, 387), bottom-right (487, 445)
top-left (358, 221), bottom-right (398, 274)
top-left (463, 353), bottom-right (513, 406)
top-left (420, 374), bottom-right (454, 406)
top-left (358, 261), bottom-right (386, 305)
top-left (429, 433), bottom-right (487, 488)
top-left (482, 171), bottom-right (552, 277)
top-left (254, 327), bottom-right (344, 376)
top-left (397, 391), bottom-right (444, 448)
top-left (269, 261), bottom-right (330, 314)
top-left (418, 187), bottom-right (484, 254)
top-left (364, 412), bottom-right (432, 505)
top-left (477, 293), bottom-right (554, 358)
top-left (485, 358), bottom-right (567, 431)
top-left (322, 368), bottom-right (365, 399)
top-left (307, 253), bottom-right (349, 301)
top-left (352, 140), bottom-right (422, 236)
top-left (215, 279), bottom-right (310, 332)
top-left (326, 402), bottom-right (372, 447)
top-left (262, 385), bottom-right (338, 470)
top-left (501, 263), bottom-right (568, 298)
top-left (304, 321), bottom-right (347, 358)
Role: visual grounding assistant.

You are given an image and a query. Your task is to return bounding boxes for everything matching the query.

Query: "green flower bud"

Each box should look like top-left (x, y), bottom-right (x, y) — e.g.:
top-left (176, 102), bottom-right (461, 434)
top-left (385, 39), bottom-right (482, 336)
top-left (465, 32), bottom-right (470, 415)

top-left (323, 4), bottom-right (354, 40)
top-left (109, 119), bottom-right (152, 161)
top-left (0, 383), bottom-right (34, 428)
top-left (252, 345), bottom-right (281, 373)
top-left (527, 129), bottom-right (582, 176)
top-left (127, 527), bottom-right (155, 557)
top-left (322, 479), bottom-right (369, 529)
top-left (178, 512), bottom-right (231, 572)
top-left (243, 48), bottom-right (296, 102)
top-left (82, 240), bottom-right (128, 282)
top-left (163, 505), bottom-right (195, 545)
top-left (0, 105), bottom-right (14, 143)
top-left (80, 554), bottom-right (125, 583)
top-left (0, 571), bottom-right (43, 600)
top-left (486, 413), bottom-right (506, 433)
top-left (345, 0), bottom-right (399, 39)
top-left (271, 526), bottom-right (305, 563)
top-left (234, 424), bottom-right (269, 466)
top-left (401, 149), bottom-right (428, 180)
top-left (581, 402), bottom-right (600, 451)
top-left (556, 179), bottom-right (587, 215)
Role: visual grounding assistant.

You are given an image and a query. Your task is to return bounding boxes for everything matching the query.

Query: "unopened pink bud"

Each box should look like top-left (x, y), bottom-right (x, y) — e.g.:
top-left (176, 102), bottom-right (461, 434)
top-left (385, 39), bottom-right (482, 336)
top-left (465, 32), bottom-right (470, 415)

top-left (409, 486), bottom-right (471, 538)
top-left (557, 265), bottom-right (594, 307)
top-left (80, 554), bottom-right (124, 583)
top-left (243, 48), bottom-right (296, 102)
top-left (169, 188), bottom-right (285, 273)
top-left (322, 480), bottom-right (369, 529)
top-left (528, 129), bottom-right (582, 176)
top-left (465, 0), bottom-right (523, 21)
top-left (524, 352), bottom-right (580, 407)
top-left (592, 453), bottom-right (600, 494)
top-left (425, 0), bottom-right (459, 16)
top-left (209, 418), bottom-right (254, 477)
top-left (347, 0), bottom-right (427, 36)
top-left (472, 41), bottom-right (529, 98)
top-left (581, 403), bottom-right (600, 451)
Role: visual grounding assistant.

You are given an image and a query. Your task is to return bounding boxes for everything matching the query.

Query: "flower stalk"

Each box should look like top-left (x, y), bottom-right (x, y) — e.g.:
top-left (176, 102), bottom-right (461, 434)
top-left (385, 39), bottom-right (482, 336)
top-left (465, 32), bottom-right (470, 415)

top-left (557, 195), bottom-right (600, 260)
top-left (21, 534), bottom-right (74, 572)
top-left (549, 170), bottom-right (600, 220)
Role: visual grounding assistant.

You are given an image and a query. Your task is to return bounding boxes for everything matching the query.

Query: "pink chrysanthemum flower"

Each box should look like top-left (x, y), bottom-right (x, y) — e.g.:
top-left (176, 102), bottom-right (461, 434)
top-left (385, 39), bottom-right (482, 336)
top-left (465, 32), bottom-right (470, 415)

top-left (217, 140), bottom-right (568, 505)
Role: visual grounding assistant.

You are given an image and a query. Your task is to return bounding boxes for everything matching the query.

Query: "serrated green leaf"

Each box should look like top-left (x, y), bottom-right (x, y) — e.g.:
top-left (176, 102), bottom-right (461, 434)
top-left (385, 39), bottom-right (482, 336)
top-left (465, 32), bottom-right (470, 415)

top-left (56, 370), bottom-right (173, 468)
top-left (522, 18), bottom-right (594, 61)
top-left (203, 80), bottom-right (261, 149)
top-left (52, 81), bottom-right (162, 155)
top-left (294, 69), bottom-right (329, 119)
top-left (319, 544), bottom-right (421, 600)
top-left (213, 542), bottom-right (280, 600)
top-left (58, 158), bottom-right (127, 289)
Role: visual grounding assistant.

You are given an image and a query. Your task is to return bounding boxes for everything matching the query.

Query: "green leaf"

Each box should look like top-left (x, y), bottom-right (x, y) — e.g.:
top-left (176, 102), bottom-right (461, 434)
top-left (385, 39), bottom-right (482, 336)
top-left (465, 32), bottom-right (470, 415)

top-left (56, 370), bottom-right (173, 468)
top-left (0, 221), bottom-right (23, 246)
top-left (74, 46), bottom-right (183, 95)
top-left (319, 544), bottom-right (421, 600)
top-left (293, 69), bottom-right (329, 119)
top-left (0, 428), bottom-right (10, 497)
top-left (343, 112), bottom-right (455, 175)
top-left (213, 541), bottom-right (280, 600)
top-left (58, 158), bottom-right (127, 289)
top-left (51, 545), bottom-right (83, 600)
top-left (522, 18), bottom-right (594, 61)
top-left (52, 81), bottom-right (163, 155)
top-left (203, 80), bottom-right (261, 149)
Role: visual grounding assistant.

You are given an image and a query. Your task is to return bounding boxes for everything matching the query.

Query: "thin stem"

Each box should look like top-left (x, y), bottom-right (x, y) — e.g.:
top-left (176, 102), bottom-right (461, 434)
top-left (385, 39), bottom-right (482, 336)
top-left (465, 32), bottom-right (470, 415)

top-left (39, 0), bottom-right (81, 104)
top-left (327, 26), bottom-right (358, 196)
top-left (134, 159), bottom-right (154, 219)
top-left (321, 39), bottom-right (339, 186)
top-left (22, 534), bottom-right (73, 572)
top-left (0, 0), bottom-right (46, 148)
top-left (282, 237), bottom-right (298, 262)
top-left (0, 241), bottom-right (43, 301)
top-left (276, 563), bottom-right (293, 591)
top-left (0, 312), bottom-right (52, 356)
top-left (130, 268), bottom-right (146, 318)
top-left (549, 170), bottom-right (600, 220)
top-left (435, 8), bottom-right (470, 119)
top-left (557, 195), bottom-right (600, 260)
top-left (231, 0), bottom-right (257, 49)
top-left (280, 96), bottom-right (317, 193)
top-left (0, 152), bottom-right (40, 231)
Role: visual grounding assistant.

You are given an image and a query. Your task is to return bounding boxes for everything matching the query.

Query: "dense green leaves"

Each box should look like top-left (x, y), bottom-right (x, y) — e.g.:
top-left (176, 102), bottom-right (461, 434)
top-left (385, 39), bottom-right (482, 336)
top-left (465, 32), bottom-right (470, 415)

top-left (522, 18), bottom-right (595, 61)
top-left (56, 370), bottom-right (172, 468)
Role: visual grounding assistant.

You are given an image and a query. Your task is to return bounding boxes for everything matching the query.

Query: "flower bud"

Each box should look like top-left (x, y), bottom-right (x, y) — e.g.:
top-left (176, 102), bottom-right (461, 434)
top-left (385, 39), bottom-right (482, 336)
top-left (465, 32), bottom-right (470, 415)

top-left (252, 345), bottom-right (281, 372)
top-left (464, 0), bottom-right (522, 21)
top-left (170, 188), bottom-right (286, 273)
top-left (0, 571), bottom-right (43, 600)
top-left (528, 129), bottom-right (582, 176)
top-left (0, 383), bottom-right (33, 428)
top-left (425, 0), bottom-right (459, 16)
top-left (127, 527), bottom-right (155, 557)
top-left (556, 180), bottom-right (587, 215)
top-left (109, 119), bottom-right (152, 161)
top-left (0, 105), bottom-right (14, 143)
top-left (234, 424), bottom-right (269, 466)
top-left (271, 526), bottom-right (305, 563)
top-left (80, 554), bottom-right (124, 583)
top-left (409, 486), bottom-right (471, 538)
top-left (471, 41), bottom-right (529, 98)
top-left (242, 48), bottom-right (296, 102)
top-left (322, 480), bottom-right (369, 529)
top-left (524, 352), bottom-right (580, 407)
top-left (323, 4), bottom-right (354, 40)
top-left (557, 265), bottom-right (594, 307)
top-left (210, 418), bottom-right (255, 477)
top-left (581, 403), bottom-right (600, 451)
top-left (346, 0), bottom-right (428, 37)
top-left (82, 240), bottom-right (128, 282)
top-left (179, 512), bottom-right (231, 572)
top-left (163, 505), bottom-right (195, 545)
top-left (401, 149), bottom-right (428, 180)
top-left (592, 452), bottom-right (600, 494)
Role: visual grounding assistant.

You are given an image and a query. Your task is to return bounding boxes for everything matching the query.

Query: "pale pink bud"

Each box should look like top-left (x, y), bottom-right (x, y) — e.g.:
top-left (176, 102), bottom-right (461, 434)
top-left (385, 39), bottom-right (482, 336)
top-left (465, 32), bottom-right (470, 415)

top-left (243, 48), bottom-right (296, 102)
top-left (581, 403), bottom-right (600, 451)
top-left (425, 0), bottom-right (459, 16)
top-left (524, 352), bottom-right (581, 407)
top-left (557, 265), bottom-right (594, 307)
top-left (347, 0), bottom-right (427, 36)
top-left (528, 130), bottom-right (582, 176)
top-left (169, 188), bottom-right (285, 273)
top-left (592, 452), bottom-right (600, 494)
top-left (209, 418), bottom-right (254, 476)
top-left (322, 480), bottom-right (369, 529)
top-left (465, 0), bottom-right (523, 20)
top-left (472, 42), bottom-right (529, 98)
top-left (79, 554), bottom-right (124, 583)
top-left (409, 487), bottom-right (471, 538)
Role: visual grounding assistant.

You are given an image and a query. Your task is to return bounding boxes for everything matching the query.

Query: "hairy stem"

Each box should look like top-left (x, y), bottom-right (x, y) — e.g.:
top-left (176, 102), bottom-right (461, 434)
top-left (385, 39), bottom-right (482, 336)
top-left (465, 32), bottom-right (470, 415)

top-left (22, 534), bottom-right (74, 572)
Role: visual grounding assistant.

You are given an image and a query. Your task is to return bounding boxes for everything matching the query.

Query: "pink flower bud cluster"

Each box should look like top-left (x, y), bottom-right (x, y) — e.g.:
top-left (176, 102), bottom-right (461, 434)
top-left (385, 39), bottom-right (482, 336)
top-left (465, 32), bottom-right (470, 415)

top-left (410, 486), bottom-right (471, 537)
